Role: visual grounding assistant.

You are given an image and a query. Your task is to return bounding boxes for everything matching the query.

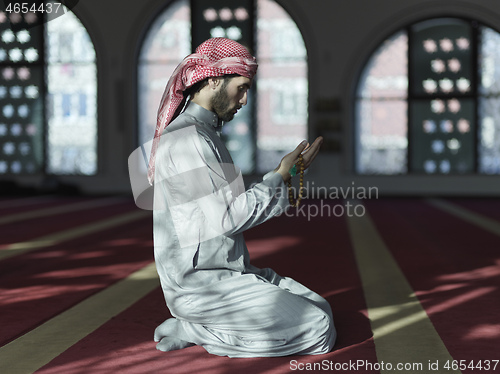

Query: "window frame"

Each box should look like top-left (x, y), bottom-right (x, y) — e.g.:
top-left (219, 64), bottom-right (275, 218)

top-left (354, 16), bottom-right (500, 176)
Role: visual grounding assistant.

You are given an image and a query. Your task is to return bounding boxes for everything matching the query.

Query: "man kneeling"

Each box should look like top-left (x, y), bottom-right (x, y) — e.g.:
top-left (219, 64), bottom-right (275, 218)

top-left (148, 37), bottom-right (336, 357)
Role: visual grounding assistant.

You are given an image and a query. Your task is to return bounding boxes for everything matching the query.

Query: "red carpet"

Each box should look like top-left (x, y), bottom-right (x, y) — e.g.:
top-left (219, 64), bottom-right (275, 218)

top-left (0, 197), bottom-right (141, 245)
top-left (1, 197), bottom-right (499, 373)
top-left (364, 199), bottom-right (500, 364)
top-left (30, 200), bottom-right (377, 374)
top-left (0, 197), bottom-right (154, 346)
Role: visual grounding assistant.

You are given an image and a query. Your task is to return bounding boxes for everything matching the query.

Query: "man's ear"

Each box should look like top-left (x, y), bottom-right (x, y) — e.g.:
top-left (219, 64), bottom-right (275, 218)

top-left (208, 77), bottom-right (222, 90)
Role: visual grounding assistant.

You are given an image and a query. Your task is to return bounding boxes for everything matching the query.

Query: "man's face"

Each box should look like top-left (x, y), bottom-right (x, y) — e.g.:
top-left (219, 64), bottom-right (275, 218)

top-left (211, 76), bottom-right (252, 122)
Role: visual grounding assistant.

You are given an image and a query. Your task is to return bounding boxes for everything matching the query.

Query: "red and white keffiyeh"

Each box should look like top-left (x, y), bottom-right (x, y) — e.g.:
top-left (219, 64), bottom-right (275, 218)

top-left (147, 37), bottom-right (258, 184)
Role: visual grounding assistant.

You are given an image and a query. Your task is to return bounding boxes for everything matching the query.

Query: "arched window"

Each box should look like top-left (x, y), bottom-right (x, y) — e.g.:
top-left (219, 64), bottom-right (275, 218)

top-left (138, 0), bottom-right (307, 174)
top-left (45, 7), bottom-right (97, 175)
top-left (0, 3), bottom-right (97, 176)
top-left (355, 18), bottom-right (500, 175)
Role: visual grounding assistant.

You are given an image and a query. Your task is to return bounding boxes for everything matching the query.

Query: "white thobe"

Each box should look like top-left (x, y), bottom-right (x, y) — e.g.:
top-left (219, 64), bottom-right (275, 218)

top-left (153, 102), bottom-right (336, 357)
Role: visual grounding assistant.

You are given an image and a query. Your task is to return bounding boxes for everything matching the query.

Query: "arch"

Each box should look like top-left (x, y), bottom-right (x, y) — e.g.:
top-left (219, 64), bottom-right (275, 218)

top-left (137, 0), bottom-right (308, 174)
top-left (354, 16), bottom-right (500, 175)
top-left (45, 5), bottom-right (98, 175)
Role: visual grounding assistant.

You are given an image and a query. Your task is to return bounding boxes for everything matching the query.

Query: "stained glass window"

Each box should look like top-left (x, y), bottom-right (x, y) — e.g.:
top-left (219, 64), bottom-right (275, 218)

top-left (0, 3), bottom-right (97, 176)
top-left (356, 18), bottom-right (500, 175)
top-left (355, 31), bottom-right (408, 174)
top-left (191, 0), bottom-right (255, 173)
top-left (0, 8), bottom-right (44, 175)
top-left (410, 19), bottom-right (475, 174)
top-left (478, 27), bottom-right (500, 174)
top-left (256, 0), bottom-right (307, 173)
top-left (138, 0), bottom-right (307, 174)
top-left (138, 0), bottom-right (190, 155)
top-left (45, 5), bottom-right (97, 175)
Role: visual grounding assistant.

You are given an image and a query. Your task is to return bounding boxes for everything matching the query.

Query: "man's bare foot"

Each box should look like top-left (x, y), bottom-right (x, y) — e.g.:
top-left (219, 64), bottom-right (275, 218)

top-left (154, 318), bottom-right (194, 352)
top-left (156, 336), bottom-right (194, 352)
top-left (154, 318), bottom-right (177, 342)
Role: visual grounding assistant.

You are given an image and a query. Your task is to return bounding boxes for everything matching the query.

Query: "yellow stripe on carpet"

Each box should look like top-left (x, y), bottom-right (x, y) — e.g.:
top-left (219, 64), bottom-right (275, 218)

top-left (0, 210), bottom-right (150, 261)
top-left (0, 195), bottom-right (59, 209)
top-left (0, 197), bottom-right (125, 225)
top-left (0, 262), bottom-right (159, 374)
top-left (346, 203), bottom-right (460, 374)
top-left (427, 198), bottom-right (500, 237)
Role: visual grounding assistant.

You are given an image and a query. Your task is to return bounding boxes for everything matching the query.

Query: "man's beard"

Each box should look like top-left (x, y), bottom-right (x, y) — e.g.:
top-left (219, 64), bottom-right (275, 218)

top-left (211, 86), bottom-right (238, 122)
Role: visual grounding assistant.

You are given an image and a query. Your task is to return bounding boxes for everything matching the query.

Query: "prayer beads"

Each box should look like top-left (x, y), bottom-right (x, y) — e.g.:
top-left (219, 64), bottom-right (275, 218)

top-left (288, 154), bottom-right (304, 207)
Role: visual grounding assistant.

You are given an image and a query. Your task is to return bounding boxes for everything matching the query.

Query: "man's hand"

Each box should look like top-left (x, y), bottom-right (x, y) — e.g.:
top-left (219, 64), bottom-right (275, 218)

top-left (275, 137), bottom-right (323, 182)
